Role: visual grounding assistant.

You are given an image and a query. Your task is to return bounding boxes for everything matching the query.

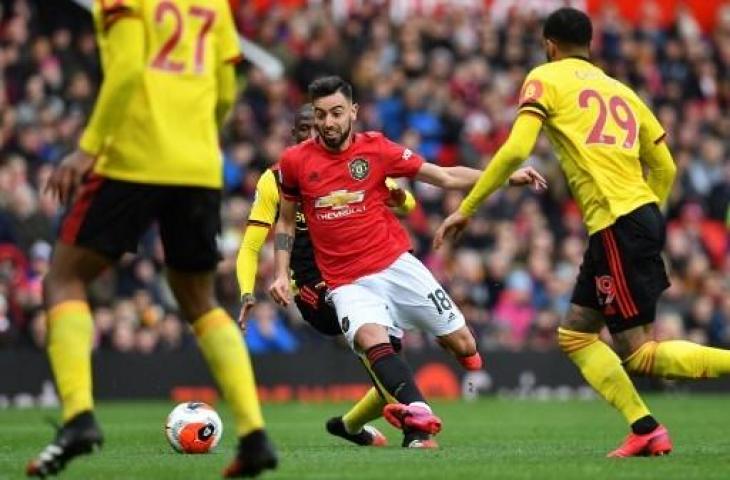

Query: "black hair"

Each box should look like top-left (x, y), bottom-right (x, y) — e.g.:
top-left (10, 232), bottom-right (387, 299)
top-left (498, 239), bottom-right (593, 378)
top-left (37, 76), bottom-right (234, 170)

top-left (543, 7), bottom-right (592, 47)
top-left (308, 76), bottom-right (353, 102)
top-left (294, 103), bottom-right (313, 123)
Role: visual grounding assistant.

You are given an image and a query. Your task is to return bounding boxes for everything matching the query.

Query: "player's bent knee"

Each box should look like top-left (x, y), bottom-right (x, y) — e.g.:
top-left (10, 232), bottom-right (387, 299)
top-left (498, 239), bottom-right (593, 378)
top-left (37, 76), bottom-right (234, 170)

top-left (622, 341), bottom-right (658, 375)
top-left (165, 269), bottom-right (217, 322)
top-left (353, 323), bottom-right (390, 352)
top-left (43, 244), bottom-right (111, 306)
top-left (42, 269), bottom-right (87, 307)
top-left (557, 327), bottom-right (599, 354)
top-left (561, 304), bottom-right (604, 334)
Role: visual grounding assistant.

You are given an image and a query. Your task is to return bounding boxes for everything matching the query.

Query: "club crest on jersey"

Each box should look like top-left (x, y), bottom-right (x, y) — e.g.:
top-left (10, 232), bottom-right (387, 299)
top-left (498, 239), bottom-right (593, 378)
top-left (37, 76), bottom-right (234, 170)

top-left (348, 157), bottom-right (369, 181)
top-left (520, 79), bottom-right (543, 104)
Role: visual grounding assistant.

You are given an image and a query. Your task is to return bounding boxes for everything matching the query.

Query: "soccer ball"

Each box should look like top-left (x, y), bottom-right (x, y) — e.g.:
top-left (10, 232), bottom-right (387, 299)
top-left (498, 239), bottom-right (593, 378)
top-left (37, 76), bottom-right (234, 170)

top-left (165, 402), bottom-right (223, 454)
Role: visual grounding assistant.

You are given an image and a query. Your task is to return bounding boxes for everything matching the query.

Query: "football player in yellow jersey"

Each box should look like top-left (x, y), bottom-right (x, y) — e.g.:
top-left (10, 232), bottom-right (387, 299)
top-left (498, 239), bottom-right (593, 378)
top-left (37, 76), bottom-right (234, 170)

top-left (27, 0), bottom-right (275, 477)
top-left (237, 104), bottom-right (438, 448)
top-left (435, 7), bottom-right (730, 458)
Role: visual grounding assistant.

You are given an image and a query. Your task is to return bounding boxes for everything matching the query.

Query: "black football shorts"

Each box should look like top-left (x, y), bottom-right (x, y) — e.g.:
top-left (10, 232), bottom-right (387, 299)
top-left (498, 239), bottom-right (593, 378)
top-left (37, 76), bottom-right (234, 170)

top-left (294, 283), bottom-right (342, 336)
top-left (571, 203), bottom-right (670, 334)
top-left (59, 174), bottom-right (221, 272)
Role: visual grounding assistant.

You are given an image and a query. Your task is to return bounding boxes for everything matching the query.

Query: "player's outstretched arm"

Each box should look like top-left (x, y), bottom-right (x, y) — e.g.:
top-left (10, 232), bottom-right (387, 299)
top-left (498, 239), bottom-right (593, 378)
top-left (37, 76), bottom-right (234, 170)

top-left (414, 163), bottom-right (482, 190)
top-left (459, 113), bottom-right (544, 215)
top-left (412, 135), bottom-right (547, 193)
top-left (640, 139), bottom-right (677, 206)
top-left (269, 197), bottom-right (297, 308)
top-left (433, 113), bottom-right (545, 250)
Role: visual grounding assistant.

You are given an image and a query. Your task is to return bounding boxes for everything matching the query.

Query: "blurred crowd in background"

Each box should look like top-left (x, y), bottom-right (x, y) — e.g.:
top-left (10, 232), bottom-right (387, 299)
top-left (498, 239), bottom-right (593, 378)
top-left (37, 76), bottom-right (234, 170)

top-left (0, 0), bottom-right (728, 355)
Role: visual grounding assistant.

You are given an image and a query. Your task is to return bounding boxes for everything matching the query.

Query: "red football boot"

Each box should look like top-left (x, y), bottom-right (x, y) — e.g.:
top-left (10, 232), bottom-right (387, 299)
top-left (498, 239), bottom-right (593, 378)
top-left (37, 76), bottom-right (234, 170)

top-left (383, 403), bottom-right (442, 435)
top-left (607, 425), bottom-right (673, 458)
top-left (458, 353), bottom-right (483, 371)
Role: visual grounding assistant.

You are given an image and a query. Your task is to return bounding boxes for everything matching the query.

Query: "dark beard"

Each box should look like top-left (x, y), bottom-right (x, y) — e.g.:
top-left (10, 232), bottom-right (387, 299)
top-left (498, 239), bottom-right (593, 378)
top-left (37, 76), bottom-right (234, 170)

top-left (319, 122), bottom-right (352, 150)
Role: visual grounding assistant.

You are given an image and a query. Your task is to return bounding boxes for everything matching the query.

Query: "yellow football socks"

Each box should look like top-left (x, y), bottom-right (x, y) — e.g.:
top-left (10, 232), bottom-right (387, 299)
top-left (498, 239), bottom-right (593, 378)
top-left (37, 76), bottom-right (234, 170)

top-left (625, 340), bottom-right (730, 378)
top-left (558, 328), bottom-right (650, 424)
top-left (47, 301), bottom-right (94, 422)
top-left (342, 388), bottom-right (386, 434)
top-left (193, 308), bottom-right (264, 436)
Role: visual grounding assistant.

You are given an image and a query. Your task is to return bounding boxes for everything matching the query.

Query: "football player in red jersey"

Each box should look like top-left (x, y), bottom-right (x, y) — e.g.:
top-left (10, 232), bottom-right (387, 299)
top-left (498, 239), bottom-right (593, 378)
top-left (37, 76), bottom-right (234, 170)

top-left (270, 76), bottom-right (546, 445)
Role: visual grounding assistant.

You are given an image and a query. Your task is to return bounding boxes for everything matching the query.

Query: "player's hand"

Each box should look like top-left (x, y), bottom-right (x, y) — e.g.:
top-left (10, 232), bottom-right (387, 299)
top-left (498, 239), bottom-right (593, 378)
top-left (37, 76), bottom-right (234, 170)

top-left (508, 167), bottom-right (548, 191)
top-left (433, 210), bottom-right (470, 250)
top-left (237, 294), bottom-right (256, 330)
top-left (44, 149), bottom-right (96, 205)
top-left (269, 275), bottom-right (291, 307)
top-left (385, 186), bottom-right (407, 208)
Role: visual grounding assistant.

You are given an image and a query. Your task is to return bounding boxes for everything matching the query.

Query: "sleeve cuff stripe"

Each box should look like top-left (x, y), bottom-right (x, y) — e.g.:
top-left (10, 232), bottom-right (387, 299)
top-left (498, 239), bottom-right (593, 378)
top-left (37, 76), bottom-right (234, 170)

top-left (519, 110), bottom-right (547, 121)
top-left (519, 102), bottom-right (548, 117)
top-left (654, 132), bottom-right (667, 145)
top-left (247, 220), bottom-right (271, 228)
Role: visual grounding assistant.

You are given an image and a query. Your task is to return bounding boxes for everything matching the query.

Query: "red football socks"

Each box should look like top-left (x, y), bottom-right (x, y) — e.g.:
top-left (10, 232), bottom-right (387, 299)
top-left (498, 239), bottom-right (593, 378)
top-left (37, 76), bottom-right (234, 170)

top-left (459, 353), bottom-right (483, 371)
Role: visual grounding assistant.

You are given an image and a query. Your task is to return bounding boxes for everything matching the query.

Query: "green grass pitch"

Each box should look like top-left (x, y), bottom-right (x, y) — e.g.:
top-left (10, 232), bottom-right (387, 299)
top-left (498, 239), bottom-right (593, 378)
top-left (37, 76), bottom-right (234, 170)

top-left (2, 394), bottom-right (729, 480)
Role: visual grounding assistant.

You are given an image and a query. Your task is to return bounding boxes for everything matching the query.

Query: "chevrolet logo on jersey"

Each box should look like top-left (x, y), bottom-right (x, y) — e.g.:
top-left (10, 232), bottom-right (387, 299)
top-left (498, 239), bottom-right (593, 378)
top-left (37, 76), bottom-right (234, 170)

top-left (315, 190), bottom-right (365, 210)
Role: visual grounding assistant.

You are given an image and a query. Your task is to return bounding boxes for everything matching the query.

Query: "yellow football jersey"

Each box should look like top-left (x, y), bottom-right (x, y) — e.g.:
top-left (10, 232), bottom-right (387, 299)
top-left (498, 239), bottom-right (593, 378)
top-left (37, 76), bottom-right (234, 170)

top-left (89, 0), bottom-right (241, 188)
top-left (518, 57), bottom-right (666, 234)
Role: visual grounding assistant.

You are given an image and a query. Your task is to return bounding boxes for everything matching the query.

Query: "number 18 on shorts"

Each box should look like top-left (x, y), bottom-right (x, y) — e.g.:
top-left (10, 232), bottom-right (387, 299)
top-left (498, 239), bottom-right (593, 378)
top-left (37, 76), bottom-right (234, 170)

top-left (328, 253), bottom-right (466, 350)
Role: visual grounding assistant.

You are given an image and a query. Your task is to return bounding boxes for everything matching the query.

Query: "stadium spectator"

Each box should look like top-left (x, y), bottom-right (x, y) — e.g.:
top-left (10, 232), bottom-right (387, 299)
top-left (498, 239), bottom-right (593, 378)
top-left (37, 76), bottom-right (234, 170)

top-left (244, 301), bottom-right (299, 354)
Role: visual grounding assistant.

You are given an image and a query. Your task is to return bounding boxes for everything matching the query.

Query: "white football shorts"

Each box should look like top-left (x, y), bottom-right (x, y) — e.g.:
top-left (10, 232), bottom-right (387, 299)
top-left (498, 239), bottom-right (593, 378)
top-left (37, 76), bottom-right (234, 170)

top-left (327, 252), bottom-right (466, 351)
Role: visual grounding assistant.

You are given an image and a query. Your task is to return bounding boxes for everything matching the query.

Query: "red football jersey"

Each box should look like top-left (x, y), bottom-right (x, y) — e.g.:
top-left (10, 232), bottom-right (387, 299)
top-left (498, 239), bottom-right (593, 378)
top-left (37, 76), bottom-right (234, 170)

top-left (278, 132), bottom-right (424, 288)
